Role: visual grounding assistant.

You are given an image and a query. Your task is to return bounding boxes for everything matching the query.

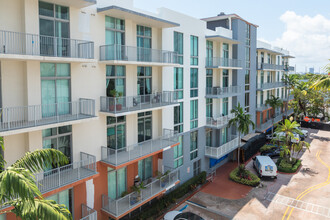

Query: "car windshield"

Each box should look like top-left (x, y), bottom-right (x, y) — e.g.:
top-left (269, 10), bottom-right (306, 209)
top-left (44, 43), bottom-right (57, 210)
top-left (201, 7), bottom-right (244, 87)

top-left (174, 212), bottom-right (204, 220)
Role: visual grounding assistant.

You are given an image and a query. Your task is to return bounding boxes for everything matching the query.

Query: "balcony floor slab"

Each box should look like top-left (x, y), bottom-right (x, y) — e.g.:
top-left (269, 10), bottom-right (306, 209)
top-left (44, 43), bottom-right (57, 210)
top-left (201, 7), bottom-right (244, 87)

top-left (0, 54), bottom-right (97, 63)
top-left (0, 115), bottom-right (98, 136)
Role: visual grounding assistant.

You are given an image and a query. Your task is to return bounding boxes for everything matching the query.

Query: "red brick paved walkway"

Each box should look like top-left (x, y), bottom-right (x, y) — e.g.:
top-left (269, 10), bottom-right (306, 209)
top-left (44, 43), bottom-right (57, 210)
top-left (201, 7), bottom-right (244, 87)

top-left (201, 162), bottom-right (252, 200)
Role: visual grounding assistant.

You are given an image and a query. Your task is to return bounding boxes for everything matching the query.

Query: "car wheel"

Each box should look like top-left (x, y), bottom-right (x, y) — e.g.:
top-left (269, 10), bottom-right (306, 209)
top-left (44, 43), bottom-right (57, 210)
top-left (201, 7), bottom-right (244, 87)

top-left (274, 176), bottom-right (277, 179)
top-left (259, 174), bottom-right (262, 178)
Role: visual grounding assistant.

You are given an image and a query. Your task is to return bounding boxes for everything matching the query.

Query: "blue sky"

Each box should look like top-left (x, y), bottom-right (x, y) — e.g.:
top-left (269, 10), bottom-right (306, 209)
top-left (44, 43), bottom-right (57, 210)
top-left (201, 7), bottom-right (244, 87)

top-left (134, 0), bottom-right (330, 73)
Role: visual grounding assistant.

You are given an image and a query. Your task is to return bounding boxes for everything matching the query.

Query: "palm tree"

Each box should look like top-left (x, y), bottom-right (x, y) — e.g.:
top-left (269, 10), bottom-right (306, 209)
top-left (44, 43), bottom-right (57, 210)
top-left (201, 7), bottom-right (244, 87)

top-left (265, 95), bottom-right (283, 136)
top-left (0, 137), bottom-right (72, 220)
top-left (228, 103), bottom-right (255, 165)
top-left (310, 74), bottom-right (330, 91)
top-left (275, 119), bottom-right (302, 161)
top-left (292, 140), bottom-right (310, 158)
top-left (282, 73), bottom-right (298, 116)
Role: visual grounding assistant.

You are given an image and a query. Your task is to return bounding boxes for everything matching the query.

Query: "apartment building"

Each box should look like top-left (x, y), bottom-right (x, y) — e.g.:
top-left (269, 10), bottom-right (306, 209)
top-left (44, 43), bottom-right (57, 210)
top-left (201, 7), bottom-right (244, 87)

top-left (0, 0), bottom-right (294, 219)
top-left (255, 40), bottom-right (295, 132)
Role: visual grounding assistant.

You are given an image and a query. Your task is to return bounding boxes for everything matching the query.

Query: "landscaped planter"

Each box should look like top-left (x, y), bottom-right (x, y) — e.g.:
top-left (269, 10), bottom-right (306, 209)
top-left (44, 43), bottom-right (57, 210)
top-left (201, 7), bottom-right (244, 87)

top-left (229, 167), bottom-right (260, 187)
top-left (276, 157), bottom-right (301, 173)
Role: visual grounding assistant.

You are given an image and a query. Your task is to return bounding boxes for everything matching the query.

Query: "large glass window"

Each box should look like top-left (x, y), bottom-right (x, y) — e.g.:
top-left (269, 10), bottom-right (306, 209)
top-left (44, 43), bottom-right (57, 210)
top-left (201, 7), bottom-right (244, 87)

top-left (137, 66), bottom-right (152, 103)
top-left (221, 127), bottom-right (228, 145)
top-left (137, 25), bottom-right (152, 61)
top-left (108, 167), bottom-right (127, 199)
top-left (107, 116), bottom-right (126, 150)
top-left (190, 68), bottom-right (198, 98)
top-left (105, 16), bottom-right (125, 60)
top-left (105, 16), bottom-right (125, 45)
top-left (138, 112), bottom-right (152, 143)
top-left (260, 71), bottom-right (264, 85)
top-left (106, 65), bottom-right (125, 97)
top-left (260, 92), bottom-right (264, 105)
top-left (138, 157), bottom-right (153, 181)
top-left (206, 69), bottom-right (213, 88)
top-left (190, 131), bottom-right (198, 160)
top-left (190, 100), bottom-right (198, 129)
top-left (193, 159), bottom-right (201, 176)
top-left (206, 98), bottom-right (213, 117)
top-left (222, 98), bottom-right (228, 116)
top-left (174, 136), bottom-right (183, 168)
top-left (43, 125), bottom-right (72, 164)
top-left (245, 93), bottom-right (250, 113)
top-left (174, 67), bottom-right (183, 99)
top-left (41, 63), bottom-right (70, 117)
top-left (47, 189), bottom-right (73, 215)
top-left (245, 70), bottom-right (250, 91)
top-left (39, 1), bottom-right (70, 57)
top-left (174, 102), bottom-right (183, 133)
top-left (267, 71), bottom-right (271, 83)
top-left (223, 43), bottom-right (229, 58)
top-left (174, 32), bottom-right (183, 64)
top-left (206, 40), bottom-right (213, 66)
top-left (223, 70), bottom-right (229, 87)
top-left (190, 35), bottom-right (198, 65)
top-left (206, 128), bottom-right (212, 146)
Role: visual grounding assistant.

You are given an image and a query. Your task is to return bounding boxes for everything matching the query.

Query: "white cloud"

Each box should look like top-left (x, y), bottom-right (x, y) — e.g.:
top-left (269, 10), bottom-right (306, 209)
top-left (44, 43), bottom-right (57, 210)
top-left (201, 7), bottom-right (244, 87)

top-left (273, 11), bottom-right (330, 73)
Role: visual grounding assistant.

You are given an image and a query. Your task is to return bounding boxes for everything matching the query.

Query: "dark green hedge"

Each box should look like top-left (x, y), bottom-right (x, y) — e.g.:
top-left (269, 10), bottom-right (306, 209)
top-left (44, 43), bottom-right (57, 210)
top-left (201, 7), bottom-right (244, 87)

top-left (276, 157), bottom-right (301, 173)
top-left (229, 167), bottom-right (260, 187)
top-left (131, 171), bottom-right (207, 220)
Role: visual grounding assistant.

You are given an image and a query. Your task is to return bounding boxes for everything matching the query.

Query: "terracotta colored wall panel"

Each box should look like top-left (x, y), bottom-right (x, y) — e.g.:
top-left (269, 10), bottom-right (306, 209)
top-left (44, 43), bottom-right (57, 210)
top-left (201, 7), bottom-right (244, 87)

top-left (93, 161), bottom-right (109, 220)
top-left (73, 182), bottom-right (87, 220)
top-left (127, 162), bottom-right (138, 191)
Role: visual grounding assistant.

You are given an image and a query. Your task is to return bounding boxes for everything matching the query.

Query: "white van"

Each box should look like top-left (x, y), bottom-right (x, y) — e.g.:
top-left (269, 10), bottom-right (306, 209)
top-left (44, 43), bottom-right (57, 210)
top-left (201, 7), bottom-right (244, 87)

top-left (253, 156), bottom-right (278, 178)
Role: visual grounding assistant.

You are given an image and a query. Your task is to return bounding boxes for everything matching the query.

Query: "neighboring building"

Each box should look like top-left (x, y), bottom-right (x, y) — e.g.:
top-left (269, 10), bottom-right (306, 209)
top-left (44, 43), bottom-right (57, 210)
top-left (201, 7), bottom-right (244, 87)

top-left (0, 1), bottom-right (294, 220)
top-left (255, 41), bottom-right (295, 133)
top-left (309, 67), bottom-right (315, 74)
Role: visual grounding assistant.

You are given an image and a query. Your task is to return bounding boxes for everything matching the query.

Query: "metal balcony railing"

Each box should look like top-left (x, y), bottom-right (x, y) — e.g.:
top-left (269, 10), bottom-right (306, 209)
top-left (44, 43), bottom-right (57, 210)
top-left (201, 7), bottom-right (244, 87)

top-left (284, 65), bottom-right (295, 71)
top-left (0, 30), bottom-right (94, 59)
top-left (205, 57), bottom-right (241, 68)
top-left (256, 113), bottom-right (284, 131)
top-left (205, 86), bottom-right (241, 98)
top-left (101, 168), bottom-right (179, 218)
top-left (100, 91), bottom-right (178, 115)
top-left (257, 82), bottom-right (285, 90)
top-left (35, 152), bottom-right (97, 194)
top-left (205, 135), bottom-right (239, 159)
top-left (257, 63), bottom-right (284, 70)
top-left (101, 129), bottom-right (178, 166)
top-left (81, 204), bottom-right (97, 220)
top-left (99, 44), bottom-right (178, 64)
top-left (206, 113), bottom-right (235, 128)
top-left (256, 104), bottom-right (271, 111)
top-left (0, 99), bottom-right (95, 133)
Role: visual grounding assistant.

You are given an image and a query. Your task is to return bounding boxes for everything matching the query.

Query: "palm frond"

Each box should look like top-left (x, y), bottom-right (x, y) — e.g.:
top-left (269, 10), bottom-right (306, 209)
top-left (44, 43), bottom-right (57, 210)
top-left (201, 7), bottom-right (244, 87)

top-left (0, 166), bottom-right (41, 204)
top-left (10, 198), bottom-right (72, 220)
top-left (12, 149), bottom-right (69, 173)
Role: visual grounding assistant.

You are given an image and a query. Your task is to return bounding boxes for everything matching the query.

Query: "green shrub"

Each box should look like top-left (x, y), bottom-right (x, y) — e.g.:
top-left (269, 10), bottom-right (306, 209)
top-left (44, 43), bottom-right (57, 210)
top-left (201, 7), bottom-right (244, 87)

top-left (276, 157), bottom-right (301, 173)
top-left (260, 144), bottom-right (277, 152)
top-left (229, 167), bottom-right (260, 187)
top-left (132, 171), bottom-right (207, 220)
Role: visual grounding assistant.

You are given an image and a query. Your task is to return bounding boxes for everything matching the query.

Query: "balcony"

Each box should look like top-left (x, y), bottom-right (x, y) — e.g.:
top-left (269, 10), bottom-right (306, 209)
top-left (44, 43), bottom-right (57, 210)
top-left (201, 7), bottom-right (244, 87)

top-left (256, 104), bottom-right (271, 112)
top-left (0, 99), bottom-right (96, 136)
top-left (0, 30), bottom-right (94, 61)
top-left (101, 168), bottom-right (179, 219)
top-left (205, 136), bottom-right (239, 159)
top-left (257, 82), bottom-right (285, 90)
top-left (81, 204), bottom-right (97, 220)
top-left (101, 129), bottom-right (178, 167)
top-left (100, 92), bottom-right (178, 116)
top-left (256, 113), bottom-right (284, 132)
top-left (205, 86), bottom-right (241, 99)
top-left (35, 152), bottom-right (97, 194)
top-left (284, 65), bottom-right (295, 71)
top-left (206, 113), bottom-right (235, 129)
top-left (205, 57), bottom-right (242, 69)
top-left (257, 63), bottom-right (284, 70)
top-left (284, 109), bottom-right (294, 116)
top-left (99, 44), bottom-right (179, 66)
